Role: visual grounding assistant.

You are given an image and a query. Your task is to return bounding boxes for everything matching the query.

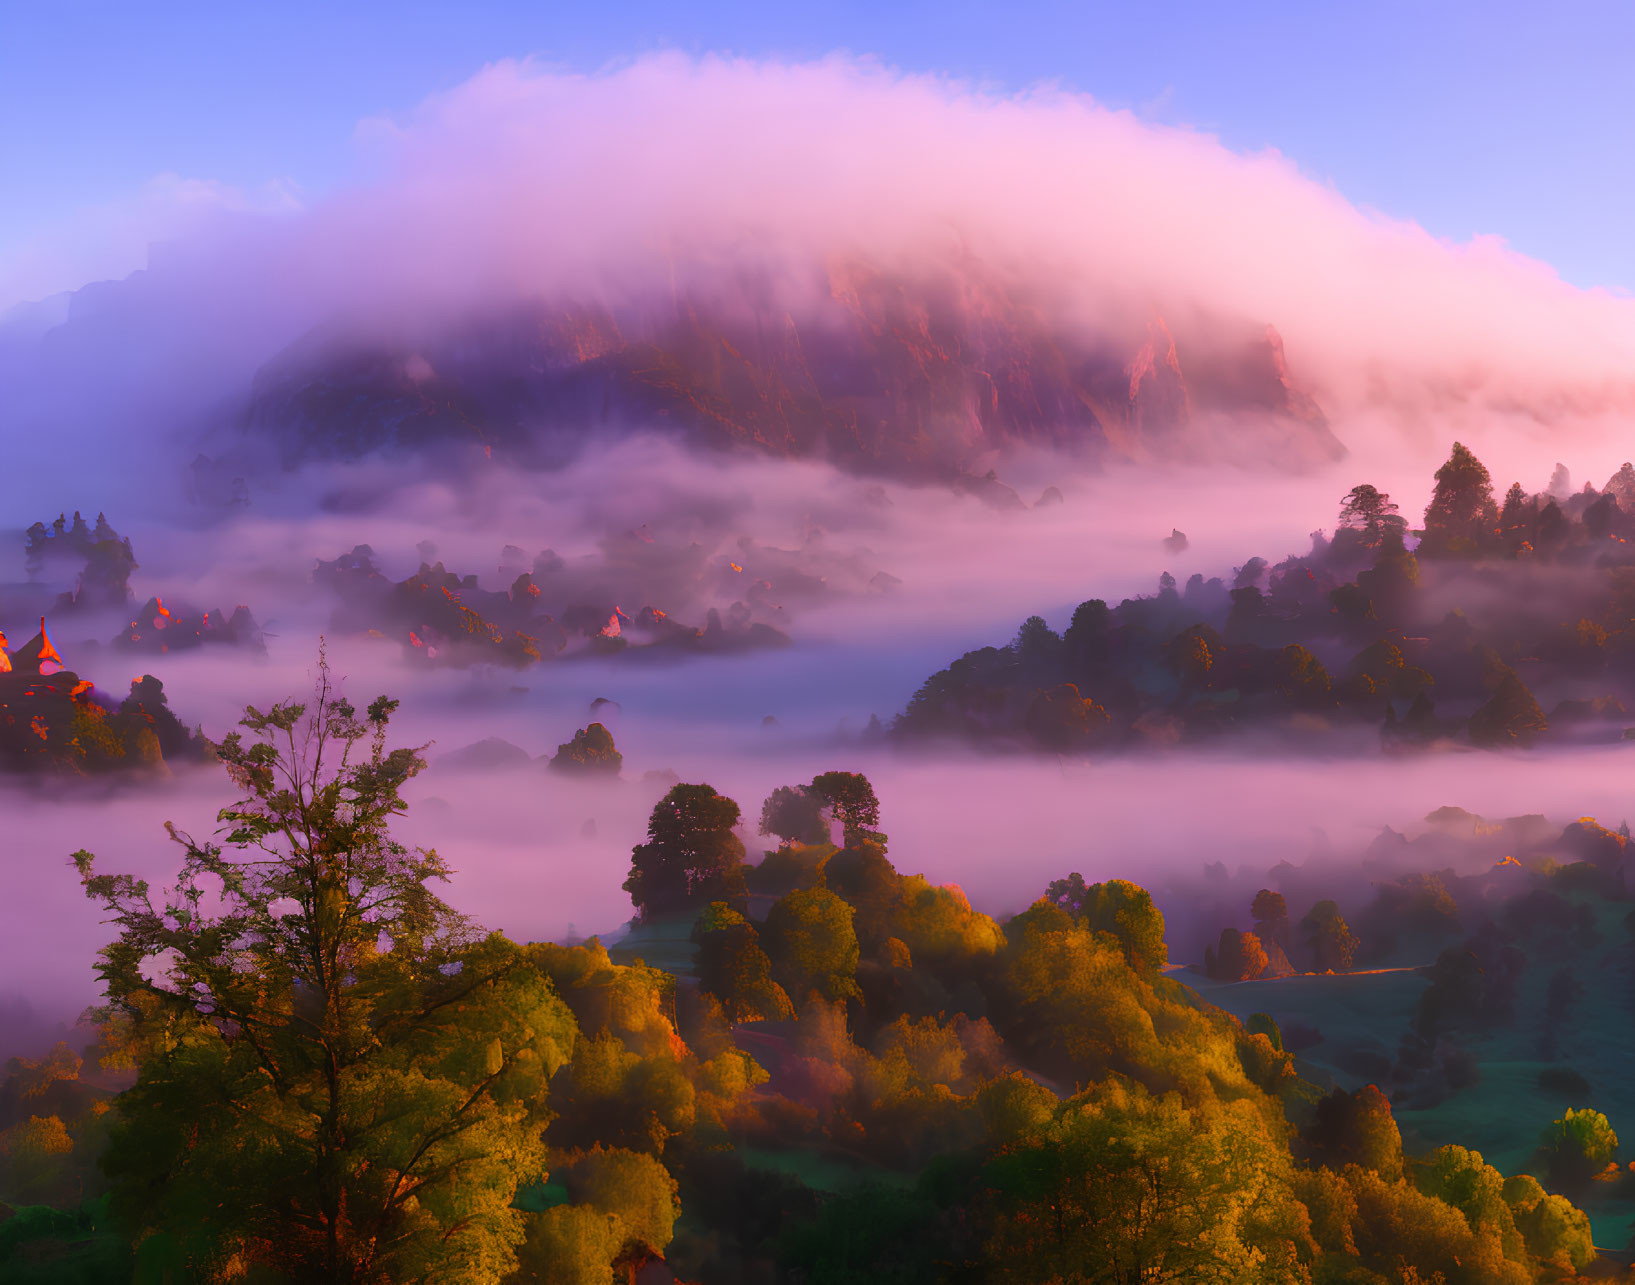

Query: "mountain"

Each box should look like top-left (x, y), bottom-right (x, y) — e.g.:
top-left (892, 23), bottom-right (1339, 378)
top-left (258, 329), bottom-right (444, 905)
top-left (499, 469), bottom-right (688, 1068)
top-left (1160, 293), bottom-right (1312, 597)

top-left (244, 259), bottom-right (1343, 477)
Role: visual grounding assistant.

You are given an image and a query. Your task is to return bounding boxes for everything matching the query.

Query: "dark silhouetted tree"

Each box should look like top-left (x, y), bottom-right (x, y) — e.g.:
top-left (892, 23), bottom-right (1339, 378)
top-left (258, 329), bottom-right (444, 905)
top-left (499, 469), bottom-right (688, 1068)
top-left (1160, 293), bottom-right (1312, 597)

top-left (1422, 442), bottom-right (1498, 556)
top-left (758, 784), bottom-right (828, 847)
top-left (808, 771), bottom-right (882, 847)
top-left (624, 784), bottom-right (747, 920)
top-left (1206, 928), bottom-right (1267, 981)
top-left (549, 722), bottom-right (623, 776)
top-left (1274, 645), bottom-right (1332, 709)
top-left (1251, 890), bottom-right (1291, 954)
top-left (1303, 1084), bottom-right (1403, 1180)
top-left (1468, 672), bottom-right (1547, 746)
top-left (1338, 484), bottom-right (1408, 548)
top-left (691, 902), bottom-right (793, 1023)
top-left (1300, 900), bottom-right (1358, 972)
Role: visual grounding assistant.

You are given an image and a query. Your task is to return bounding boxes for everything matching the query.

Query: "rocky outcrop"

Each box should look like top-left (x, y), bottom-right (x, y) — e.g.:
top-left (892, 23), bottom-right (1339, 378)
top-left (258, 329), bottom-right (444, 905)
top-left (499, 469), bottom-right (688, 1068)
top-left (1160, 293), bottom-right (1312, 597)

top-left (244, 261), bottom-right (1340, 477)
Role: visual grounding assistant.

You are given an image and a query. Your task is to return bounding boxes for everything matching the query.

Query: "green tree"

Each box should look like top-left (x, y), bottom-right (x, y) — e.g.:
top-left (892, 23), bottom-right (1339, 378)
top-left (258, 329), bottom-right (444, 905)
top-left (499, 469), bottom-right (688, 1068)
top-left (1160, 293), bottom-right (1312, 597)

top-left (1422, 442), bottom-right (1499, 556)
top-left (1502, 1173), bottom-right (1595, 1272)
top-left (74, 659), bottom-right (576, 1283)
top-left (762, 887), bottom-right (862, 1004)
top-left (565, 1146), bottom-right (679, 1257)
top-left (691, 902), bottom-right (794, 1023)
top-left (521, 1206), bottom-right (625, 1285)
top-left (549, 723), bottom-right (622, 777)
top-left (1539, 1107), bottom-right (1617, 1191)
top-left (1043, 876), bottom-right (1167, 975)
top-left (982, 1082), bottom-right (1303, 1283)
top-left (624, 784), bottom-right (747, 921)
top-left (1415, 1145), bottom-right (1516, 1248)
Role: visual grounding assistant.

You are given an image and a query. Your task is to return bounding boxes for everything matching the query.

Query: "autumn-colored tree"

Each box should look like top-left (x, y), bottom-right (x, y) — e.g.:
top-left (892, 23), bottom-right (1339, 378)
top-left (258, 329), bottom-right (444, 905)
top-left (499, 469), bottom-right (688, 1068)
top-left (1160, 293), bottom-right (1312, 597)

top-left (1023, 683), bottom-right (1110, 750)
top-left (762, 887), bottom-right (862, 1004)
top-left (1166, 627), bottom-right (1215, 691)
top-left (1205, 928), bottom-right (1267, 982)
top-left (1042, 875), bottom-right (1167, 975)
top-left (1538, 1107), bottom-right (1618, 1192)
top-left (982, 1082), bottom-right (1303, 1282)
top-left (1502, 1173), bottom-right (1595, 1272)
top-left (1250, 889), bottom-right (1289, 940)
top-left (1302, 1085), bottom-right (1403, 1180)
top-left (75, 657), bottom-right (576, 1283)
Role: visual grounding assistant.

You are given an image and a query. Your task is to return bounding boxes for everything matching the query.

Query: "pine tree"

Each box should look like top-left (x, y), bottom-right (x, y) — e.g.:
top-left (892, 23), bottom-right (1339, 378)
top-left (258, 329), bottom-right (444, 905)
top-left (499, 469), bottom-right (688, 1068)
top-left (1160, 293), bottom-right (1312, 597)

top-left (1422, 442), bottom-right (1499, 557)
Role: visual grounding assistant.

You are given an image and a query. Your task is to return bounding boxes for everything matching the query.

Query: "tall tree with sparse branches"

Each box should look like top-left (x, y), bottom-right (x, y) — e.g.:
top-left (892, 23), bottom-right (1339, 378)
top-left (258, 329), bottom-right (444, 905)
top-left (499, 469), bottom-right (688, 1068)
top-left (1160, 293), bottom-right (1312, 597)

top-left (75, 653), bottom-right (576, 1284)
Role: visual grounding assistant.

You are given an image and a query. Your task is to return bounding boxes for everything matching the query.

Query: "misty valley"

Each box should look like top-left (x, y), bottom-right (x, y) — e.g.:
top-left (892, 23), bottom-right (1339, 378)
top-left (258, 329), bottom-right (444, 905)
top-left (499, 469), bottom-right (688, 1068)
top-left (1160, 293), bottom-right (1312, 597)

top-left (6, 43), bottom-right (1635, 1285)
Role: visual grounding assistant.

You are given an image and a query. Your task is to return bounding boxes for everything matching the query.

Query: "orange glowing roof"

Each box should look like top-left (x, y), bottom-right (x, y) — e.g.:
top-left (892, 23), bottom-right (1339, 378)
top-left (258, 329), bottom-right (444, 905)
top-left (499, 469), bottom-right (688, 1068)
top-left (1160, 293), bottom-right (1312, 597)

top-left (13, 618), bottom-right (63, 674)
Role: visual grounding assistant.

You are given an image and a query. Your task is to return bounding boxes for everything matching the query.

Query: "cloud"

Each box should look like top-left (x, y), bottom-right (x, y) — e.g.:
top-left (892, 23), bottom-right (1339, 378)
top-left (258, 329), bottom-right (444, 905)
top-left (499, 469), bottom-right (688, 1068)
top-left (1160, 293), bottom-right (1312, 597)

top-left (303, 53), bottom-right (1635, 425)
top-left (0, 172), bottom-right (302, 311)
top-left (8, 53), bottom-right (1635, 485)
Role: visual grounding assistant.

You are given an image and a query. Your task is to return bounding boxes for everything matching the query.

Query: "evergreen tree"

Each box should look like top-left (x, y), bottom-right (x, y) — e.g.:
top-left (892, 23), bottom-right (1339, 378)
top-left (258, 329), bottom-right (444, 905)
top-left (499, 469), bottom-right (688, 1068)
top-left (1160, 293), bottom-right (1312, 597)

top-left (1468, 672), bottom-right (1548, 746)
top-left (1422, 442), bottom-right (1499, 556)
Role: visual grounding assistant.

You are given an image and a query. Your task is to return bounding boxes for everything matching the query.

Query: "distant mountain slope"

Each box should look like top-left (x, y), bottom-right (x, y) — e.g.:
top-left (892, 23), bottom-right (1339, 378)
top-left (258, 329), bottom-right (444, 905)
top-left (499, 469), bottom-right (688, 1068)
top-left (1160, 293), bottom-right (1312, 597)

top-left (245, 260), bottom-right (1342, 476)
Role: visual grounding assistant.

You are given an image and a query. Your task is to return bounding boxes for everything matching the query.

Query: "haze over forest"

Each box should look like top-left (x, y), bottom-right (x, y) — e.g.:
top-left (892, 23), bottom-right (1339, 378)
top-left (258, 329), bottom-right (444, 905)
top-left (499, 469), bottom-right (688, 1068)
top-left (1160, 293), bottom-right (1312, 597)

top-left (7, 36), bottom-right (1635, 1285)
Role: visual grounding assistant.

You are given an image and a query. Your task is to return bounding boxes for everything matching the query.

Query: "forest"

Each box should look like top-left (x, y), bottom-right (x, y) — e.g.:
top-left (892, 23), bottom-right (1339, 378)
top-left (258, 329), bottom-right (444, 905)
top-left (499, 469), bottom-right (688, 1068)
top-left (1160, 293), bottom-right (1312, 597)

top-left (898, 445), bottom-right (1635, 754)
top-left (2, 660), bottom-right (1633, 1283)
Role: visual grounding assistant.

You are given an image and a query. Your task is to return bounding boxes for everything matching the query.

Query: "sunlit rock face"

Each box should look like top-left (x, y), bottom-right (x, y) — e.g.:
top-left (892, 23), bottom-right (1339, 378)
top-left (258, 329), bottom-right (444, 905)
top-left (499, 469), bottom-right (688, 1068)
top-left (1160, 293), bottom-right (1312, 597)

top-left (244, 260), bottom-right (1341, 477)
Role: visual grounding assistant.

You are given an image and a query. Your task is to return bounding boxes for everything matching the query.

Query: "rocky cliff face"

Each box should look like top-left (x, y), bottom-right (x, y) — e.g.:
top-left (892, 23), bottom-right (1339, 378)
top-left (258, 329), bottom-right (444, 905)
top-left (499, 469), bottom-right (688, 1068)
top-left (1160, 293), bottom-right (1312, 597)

top-left (244, 261), bottom-right (1342, 477)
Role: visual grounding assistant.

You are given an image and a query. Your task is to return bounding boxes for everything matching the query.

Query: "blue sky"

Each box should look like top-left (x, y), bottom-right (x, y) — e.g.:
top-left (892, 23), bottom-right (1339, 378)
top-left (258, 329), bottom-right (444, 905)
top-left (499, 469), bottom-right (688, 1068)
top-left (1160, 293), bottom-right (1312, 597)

top-left (3, 1), bottom-right (1632, 300)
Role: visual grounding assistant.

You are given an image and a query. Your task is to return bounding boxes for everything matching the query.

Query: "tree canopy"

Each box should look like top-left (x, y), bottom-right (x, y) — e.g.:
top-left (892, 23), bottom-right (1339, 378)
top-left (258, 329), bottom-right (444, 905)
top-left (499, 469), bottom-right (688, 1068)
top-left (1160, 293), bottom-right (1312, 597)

top-left (74, 657), bottom-right (576, 1283)
top-left (624, 784), bottom-right (748, 920)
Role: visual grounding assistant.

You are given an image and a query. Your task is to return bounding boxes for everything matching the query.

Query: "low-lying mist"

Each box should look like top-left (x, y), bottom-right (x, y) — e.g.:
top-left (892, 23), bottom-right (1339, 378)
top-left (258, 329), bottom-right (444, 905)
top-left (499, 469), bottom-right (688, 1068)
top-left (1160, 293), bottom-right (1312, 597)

top-left (11, 706), bottom-right (1633, 1061)
top-left (10, 53), bottom-right (1635, 1072)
